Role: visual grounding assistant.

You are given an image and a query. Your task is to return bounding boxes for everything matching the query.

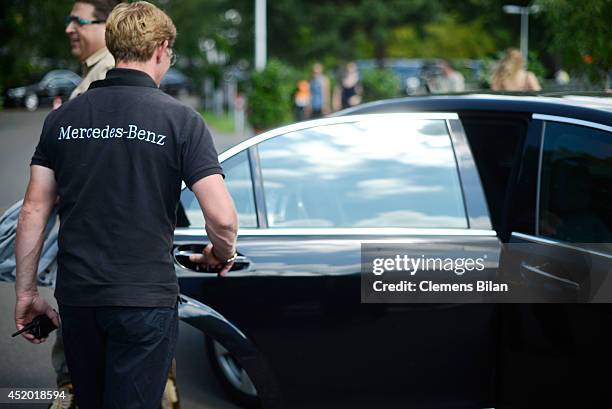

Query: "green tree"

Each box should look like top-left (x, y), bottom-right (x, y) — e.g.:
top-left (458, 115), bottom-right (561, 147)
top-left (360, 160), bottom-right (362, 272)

top-left (387, 15), bottom-right (496, 59)
top-left (247, 59), bottom-right (296, 130)
top-left (537, 0), bottom-right (612, 84)
top-left (361, 69), bottom-right (401, 102)
top-left (0, 0), bottom-right (76, 89)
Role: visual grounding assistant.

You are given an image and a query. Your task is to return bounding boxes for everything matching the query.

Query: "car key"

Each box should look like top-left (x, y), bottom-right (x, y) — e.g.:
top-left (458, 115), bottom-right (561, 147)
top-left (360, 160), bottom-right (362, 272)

top-left (11, 314), bottom-right (58, 339)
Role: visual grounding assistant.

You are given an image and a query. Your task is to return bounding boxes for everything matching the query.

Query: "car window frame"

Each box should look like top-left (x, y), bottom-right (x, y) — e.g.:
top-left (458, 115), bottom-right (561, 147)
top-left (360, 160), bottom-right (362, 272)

top-left (179, 148), bottom-right (261, 229)
top-left (532, 114), bottom-right (612, 248)
top-left (507, 114), bottom-right (612, 256)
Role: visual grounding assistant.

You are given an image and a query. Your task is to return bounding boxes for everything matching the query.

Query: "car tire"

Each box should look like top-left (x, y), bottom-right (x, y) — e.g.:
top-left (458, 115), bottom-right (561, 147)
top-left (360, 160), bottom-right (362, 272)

top-left (205, 336), bottom-right (261, 408)
top-left (24, 94), bottom-right (39, 111)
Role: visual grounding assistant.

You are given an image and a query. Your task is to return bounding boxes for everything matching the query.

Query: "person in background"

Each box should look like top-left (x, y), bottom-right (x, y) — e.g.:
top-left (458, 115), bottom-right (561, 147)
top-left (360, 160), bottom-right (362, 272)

top-left (439, 61), bottom-right (465, 93)
top-left (491, 48), bottom-right (541, 92)
top-left (66, 0), bottom-right (118, 100)
top-left (333, 62), bottom-right (362, 111)
top-left (294, 79), bottom-right (311, 121)
top-left (309, 62), bottom-right (330, 118)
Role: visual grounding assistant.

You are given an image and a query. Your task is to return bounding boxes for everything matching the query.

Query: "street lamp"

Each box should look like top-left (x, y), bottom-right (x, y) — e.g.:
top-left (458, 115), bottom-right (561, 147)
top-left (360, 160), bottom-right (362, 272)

top-left (255, 0), bottom-right (267, 71)
top-left (503, 4), bottom-right (541, 63)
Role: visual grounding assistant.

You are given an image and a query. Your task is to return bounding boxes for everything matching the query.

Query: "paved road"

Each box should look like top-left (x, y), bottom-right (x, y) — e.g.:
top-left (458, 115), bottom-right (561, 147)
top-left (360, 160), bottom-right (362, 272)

top-left (0, 107), bottom-right (249, 409)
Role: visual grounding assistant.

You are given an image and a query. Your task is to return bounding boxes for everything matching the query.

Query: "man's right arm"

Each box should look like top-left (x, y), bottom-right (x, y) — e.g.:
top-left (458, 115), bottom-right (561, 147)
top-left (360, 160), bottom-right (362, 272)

top-left (191, 174), bottom-right (238, 262)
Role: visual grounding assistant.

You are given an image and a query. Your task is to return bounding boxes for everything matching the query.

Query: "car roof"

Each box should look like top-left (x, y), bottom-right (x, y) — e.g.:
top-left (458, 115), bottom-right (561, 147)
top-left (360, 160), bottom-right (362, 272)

top-left (336, 94), bottom-right (612, 126)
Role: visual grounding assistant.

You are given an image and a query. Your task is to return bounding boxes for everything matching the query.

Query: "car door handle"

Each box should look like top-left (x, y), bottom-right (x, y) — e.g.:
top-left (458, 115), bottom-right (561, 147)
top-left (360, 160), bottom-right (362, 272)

top-left (174, 245), bottom-right (251, 273)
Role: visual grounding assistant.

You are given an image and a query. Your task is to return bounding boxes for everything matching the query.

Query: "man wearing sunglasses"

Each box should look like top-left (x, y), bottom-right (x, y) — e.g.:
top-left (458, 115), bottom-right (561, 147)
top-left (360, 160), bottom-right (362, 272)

top-left (65, 1), bottom-right (120, 99)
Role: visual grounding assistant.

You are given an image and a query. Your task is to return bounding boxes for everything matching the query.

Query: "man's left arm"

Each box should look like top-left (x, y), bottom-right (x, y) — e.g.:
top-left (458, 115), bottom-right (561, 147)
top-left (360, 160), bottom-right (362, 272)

top-left (15, 165), bottom-right (60, 343)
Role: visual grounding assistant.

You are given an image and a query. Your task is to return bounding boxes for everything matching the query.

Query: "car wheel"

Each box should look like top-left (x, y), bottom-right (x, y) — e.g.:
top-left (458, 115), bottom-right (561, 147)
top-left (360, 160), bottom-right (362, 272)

top-left (24, 94), bottom-right (39, 111)
top-left (206, 336), bottom-right (261, 408)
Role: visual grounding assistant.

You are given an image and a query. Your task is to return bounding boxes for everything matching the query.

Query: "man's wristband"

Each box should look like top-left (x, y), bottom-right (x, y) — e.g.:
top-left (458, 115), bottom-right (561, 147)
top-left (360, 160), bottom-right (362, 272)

top-left (223, 252), bottom-right (238, 264)
top-left (212, 248), bottom-right (237, 264)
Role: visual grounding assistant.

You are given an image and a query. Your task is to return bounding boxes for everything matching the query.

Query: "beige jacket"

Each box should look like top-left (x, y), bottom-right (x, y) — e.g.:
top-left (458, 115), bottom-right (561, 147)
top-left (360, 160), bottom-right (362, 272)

top-left (69, 47), bottom-right (115, 100)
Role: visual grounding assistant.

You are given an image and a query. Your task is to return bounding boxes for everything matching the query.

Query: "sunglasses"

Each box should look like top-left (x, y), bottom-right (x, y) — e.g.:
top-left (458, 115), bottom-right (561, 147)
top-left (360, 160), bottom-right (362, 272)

top-left (65, 15), bottom-right (106, 27)
top-left (166, 47), bottom-right (177, 67)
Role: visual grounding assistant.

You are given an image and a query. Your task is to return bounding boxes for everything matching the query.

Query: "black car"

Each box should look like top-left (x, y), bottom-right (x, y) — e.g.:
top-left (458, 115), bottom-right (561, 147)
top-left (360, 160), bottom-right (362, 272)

top-left (3, 70), bottom-right (81, 111)
top-left (176, 95), bottom-right (612, 408)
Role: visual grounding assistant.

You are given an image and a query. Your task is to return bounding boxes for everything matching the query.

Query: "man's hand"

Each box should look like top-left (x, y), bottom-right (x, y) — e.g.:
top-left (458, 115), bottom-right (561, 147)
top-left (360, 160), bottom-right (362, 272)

top-left (15, 293), bottom-right (60, 344)
top-left (15, 165), bottom-right (58, 344)
top-left (189, 243), bottom-right (235, 277)
top-left (191, 174), bottom-right (238, 268)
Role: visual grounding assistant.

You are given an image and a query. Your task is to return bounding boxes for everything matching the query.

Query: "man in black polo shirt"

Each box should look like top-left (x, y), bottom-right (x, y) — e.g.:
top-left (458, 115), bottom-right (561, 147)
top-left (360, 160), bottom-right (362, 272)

top-left (14, 2), bottom-right (238, 407)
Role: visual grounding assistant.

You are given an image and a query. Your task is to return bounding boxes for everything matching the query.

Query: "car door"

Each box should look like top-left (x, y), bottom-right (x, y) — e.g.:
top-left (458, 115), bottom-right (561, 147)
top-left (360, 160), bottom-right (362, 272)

top-left (175, 113), bottom-right (500, 409)
top-left (500, 115), bottom-right (612, 301)
top-left (497, 113), bottom-right (612, 408)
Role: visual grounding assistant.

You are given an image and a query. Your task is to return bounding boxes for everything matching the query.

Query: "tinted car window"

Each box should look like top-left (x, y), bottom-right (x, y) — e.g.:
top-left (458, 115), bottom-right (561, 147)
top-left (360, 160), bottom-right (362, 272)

top-left (539, 122), bottom-right (612, 245)
top-left (257, 118), bottom-right (467, 228)
top-left (461, 115), bottom-right (525, 232)
top-left (180, 150), bottom-right (257, 228)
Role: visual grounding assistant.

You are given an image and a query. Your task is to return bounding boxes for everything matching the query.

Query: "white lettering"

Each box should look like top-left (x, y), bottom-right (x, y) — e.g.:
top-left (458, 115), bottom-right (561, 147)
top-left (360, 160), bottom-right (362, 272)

top-left (127, 125), bottom-right (137, 139)
top-left (59, 126), bottom-right (71, 140)
top-left (372, 258), bottom-right (384, 275)
top-left (55, 125), bottom-right (166, 147)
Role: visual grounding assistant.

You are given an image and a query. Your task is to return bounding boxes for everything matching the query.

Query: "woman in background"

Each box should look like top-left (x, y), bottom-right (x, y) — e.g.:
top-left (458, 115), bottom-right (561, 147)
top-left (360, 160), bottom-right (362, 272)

top-left (491, 48), bottom-right (541, 92)
top-left (333, 62), bottom-right (362, 111)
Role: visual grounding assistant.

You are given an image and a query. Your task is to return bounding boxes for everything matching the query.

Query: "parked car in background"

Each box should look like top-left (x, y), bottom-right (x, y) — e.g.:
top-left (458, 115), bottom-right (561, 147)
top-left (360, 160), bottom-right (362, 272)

top-left (3, 70), bottom-right (80, 111)
top-left (176, 94), bottom-right (612, 409)
top-left (356, 58), bottom-right (431, 95)
top-left (160, 68), bottom-right (190, 97)
top-left (356, 59), bottom-right (482, 95)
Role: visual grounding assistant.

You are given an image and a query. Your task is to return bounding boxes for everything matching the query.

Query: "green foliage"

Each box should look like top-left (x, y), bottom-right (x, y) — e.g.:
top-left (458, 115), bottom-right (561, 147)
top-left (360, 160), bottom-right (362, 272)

top-left (537, 0), bottom-right (612, 83)
top-left (387, 15), bottom-right (496, 59)
top-left (0, 0), bottom-right (76, 88)
top-left (527, 51), bottom-right (547, 84)
top-left (3, 0), bottom-right (607, 93)
top-left (361, 69), bottom-right (401, 102)
top-left (247, 60), bottom-right (297, 130)
top-left (387, 26), bottom-right (420, 58)
top-left (421, 16), bottom-right (497, 58)
top-left (260, 0), bottom-right (443, 64)
top-left (200, 111), bottom-right (235, 134)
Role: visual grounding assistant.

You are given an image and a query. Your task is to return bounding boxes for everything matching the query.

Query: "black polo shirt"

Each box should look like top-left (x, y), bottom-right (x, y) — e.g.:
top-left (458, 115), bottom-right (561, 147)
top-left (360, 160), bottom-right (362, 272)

top-left (31, 68), bottom-right (223, 307)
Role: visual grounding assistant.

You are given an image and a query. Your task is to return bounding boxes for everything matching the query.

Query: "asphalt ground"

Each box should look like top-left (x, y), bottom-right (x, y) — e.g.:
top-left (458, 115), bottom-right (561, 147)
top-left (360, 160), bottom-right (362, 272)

top-left (0, 106), bottom-right (248, 409)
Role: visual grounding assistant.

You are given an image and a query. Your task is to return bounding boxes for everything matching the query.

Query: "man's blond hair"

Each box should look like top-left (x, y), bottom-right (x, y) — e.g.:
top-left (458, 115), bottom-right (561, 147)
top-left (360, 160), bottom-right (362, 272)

top-left (105, 1), bottom-right (176, 63)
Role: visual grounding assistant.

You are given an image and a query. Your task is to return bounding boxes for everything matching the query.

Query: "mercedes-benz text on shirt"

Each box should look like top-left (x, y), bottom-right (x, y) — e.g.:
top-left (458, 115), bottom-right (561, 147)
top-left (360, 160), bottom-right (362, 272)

top-left (57, 124), bottom-right (166, 146)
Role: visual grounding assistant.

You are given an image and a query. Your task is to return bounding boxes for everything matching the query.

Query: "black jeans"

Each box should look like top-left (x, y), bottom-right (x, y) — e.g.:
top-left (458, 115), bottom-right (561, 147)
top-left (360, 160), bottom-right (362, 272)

top-left (58, 302), bottom-right (178, 409)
